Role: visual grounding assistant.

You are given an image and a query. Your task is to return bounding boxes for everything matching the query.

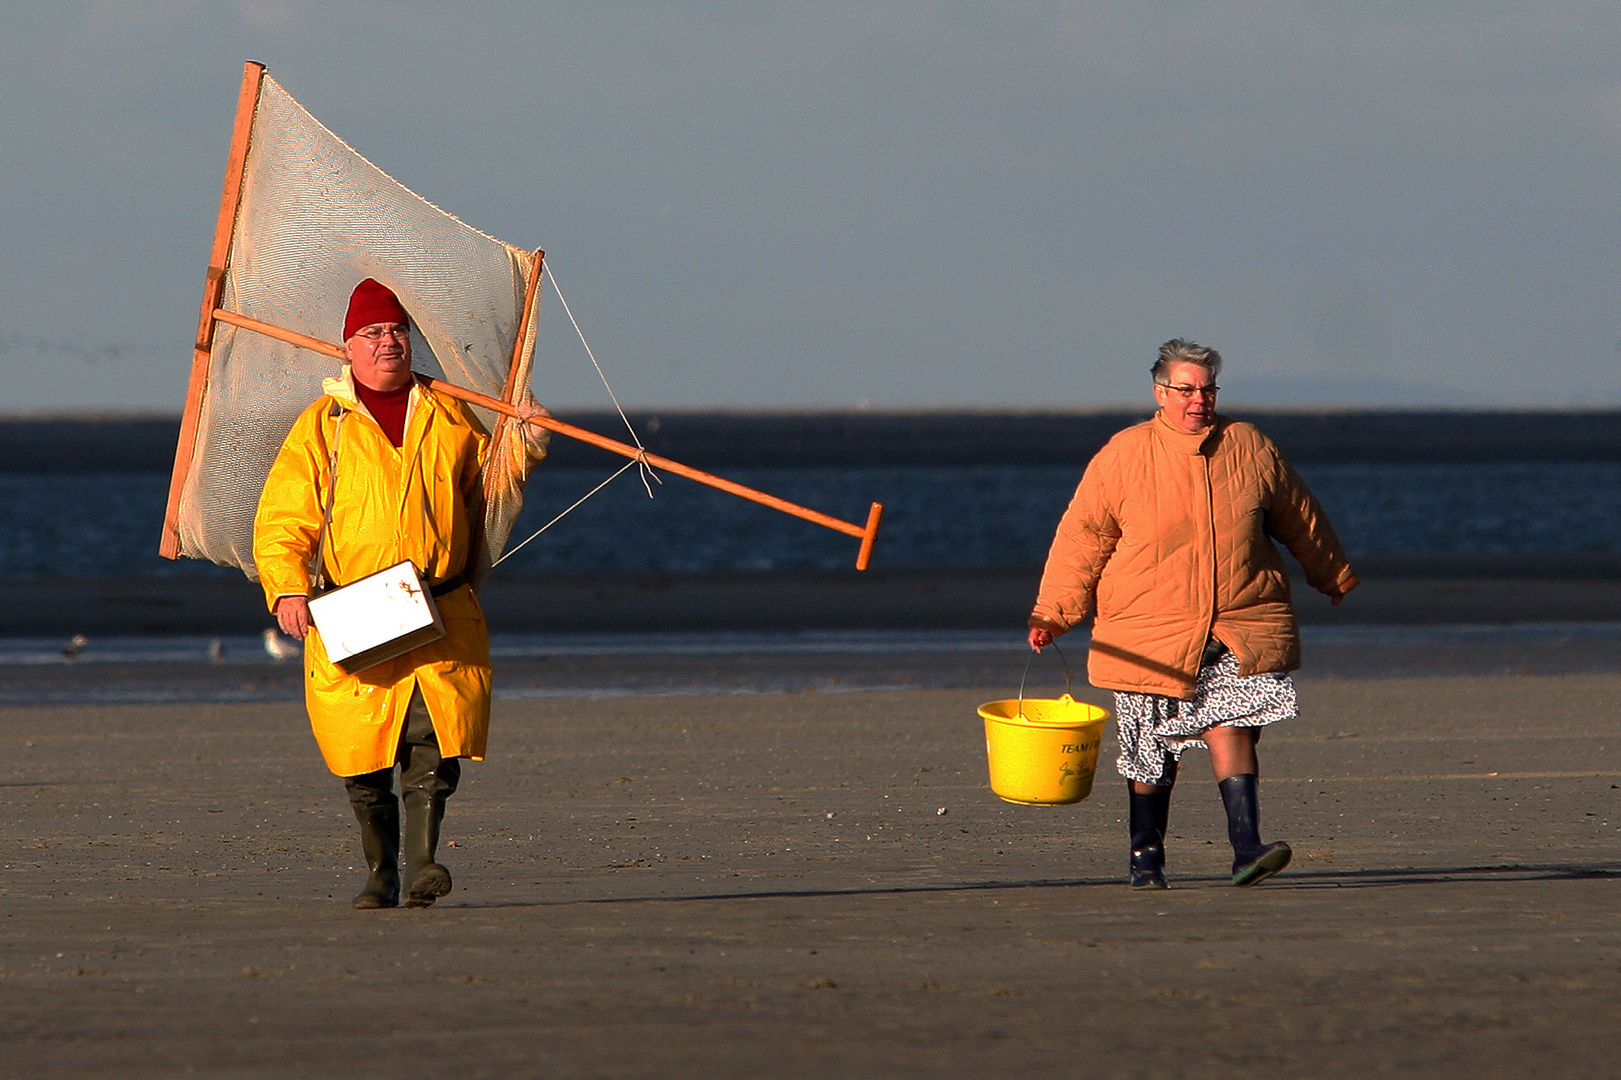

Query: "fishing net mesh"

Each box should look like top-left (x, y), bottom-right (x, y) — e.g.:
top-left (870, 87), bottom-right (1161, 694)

top-left (173, 75), bottom-right (541, 581)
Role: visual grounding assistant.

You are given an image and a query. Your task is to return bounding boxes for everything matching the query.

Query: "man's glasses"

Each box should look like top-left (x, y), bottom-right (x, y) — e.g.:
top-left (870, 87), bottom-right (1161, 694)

top-left (1156, 382), bottom-right (1219, 399)
top-left (353, 326), bottom-right (410, 342)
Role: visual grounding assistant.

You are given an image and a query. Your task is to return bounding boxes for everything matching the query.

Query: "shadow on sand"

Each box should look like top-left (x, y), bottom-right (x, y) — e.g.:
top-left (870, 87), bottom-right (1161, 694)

top-left (450, 861), bottom-right (1621, 910)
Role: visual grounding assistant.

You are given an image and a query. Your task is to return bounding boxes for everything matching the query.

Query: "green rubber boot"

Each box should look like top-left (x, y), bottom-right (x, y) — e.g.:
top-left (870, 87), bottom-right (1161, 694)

top-left (402, 799), bottom-right (452, 908)
top-left (350, 801), bottom-right (400, 909)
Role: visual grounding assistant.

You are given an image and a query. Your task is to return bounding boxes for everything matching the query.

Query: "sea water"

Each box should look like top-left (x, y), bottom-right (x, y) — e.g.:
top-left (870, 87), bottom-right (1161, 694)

top-left (2, 460), bottom-right (1620, 579)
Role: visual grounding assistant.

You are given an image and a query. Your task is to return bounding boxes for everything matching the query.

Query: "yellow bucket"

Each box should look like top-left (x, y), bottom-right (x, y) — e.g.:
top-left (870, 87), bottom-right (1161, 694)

top-left (979, 644), bottom-right (1108, 805)
top-left (979, 695), bottom-right (1108, 805)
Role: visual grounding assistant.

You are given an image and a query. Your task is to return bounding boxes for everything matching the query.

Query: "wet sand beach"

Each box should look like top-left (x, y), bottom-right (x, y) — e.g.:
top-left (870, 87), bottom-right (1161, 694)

top-left (2, 667), bottom-right (1619, 1077)
top-left (8, 554), bottom-right (1621, 637)
top-left (3, 548), bottom-right (1619, 1075)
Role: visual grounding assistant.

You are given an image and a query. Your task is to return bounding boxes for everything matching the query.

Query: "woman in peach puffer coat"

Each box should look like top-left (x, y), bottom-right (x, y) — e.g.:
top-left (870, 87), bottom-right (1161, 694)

top-left (1028, 339), bottom-right (1358, 889)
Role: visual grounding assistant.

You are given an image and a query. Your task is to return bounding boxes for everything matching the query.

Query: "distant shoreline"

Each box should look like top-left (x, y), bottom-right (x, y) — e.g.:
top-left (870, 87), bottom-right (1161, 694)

top-left (5, 408), bottom-right (1621, 471)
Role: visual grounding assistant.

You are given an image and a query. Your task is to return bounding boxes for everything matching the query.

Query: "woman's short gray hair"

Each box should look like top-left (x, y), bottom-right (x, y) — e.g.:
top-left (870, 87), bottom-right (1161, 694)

top-left (1151, 338), bottom-right (1222, 383)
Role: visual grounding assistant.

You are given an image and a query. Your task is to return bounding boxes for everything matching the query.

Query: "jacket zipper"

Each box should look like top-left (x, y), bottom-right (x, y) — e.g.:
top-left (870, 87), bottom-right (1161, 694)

top-left (1202, 450), bottom-right (1218, 647)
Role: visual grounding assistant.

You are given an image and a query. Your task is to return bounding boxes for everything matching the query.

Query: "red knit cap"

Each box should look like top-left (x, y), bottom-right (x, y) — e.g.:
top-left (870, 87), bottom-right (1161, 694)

top-left (342, 278), bottom-right (410, 341)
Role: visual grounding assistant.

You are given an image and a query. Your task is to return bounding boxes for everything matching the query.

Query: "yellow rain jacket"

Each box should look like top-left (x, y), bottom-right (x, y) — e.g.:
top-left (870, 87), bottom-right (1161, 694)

top-left (253, 368), bottom-right (541, 777)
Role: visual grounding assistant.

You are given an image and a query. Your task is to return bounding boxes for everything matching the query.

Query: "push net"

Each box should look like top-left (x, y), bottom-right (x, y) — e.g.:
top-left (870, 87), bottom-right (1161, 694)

top-left (172, 74), bottom-right (541, 580)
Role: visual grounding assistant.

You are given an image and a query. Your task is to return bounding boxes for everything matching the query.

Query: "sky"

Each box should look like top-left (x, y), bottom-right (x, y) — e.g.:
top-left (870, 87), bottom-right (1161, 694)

top-left (1, 2), bottom-right (1618, 413)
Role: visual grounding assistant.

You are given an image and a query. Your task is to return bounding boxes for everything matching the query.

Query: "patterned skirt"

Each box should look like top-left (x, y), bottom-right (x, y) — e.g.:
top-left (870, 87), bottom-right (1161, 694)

top-left (1112, 647), bottom-right (1298, 785)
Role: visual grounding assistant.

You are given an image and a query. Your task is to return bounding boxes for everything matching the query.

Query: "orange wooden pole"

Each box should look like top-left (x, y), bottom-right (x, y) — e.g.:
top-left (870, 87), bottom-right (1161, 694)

top-left (160, 61), bottom-right (266, 559)
top-left (485, 248), bottom-right (546, 507)
top-left (502, 248), bottom-right (545, 403)
top-left (212, 309), bottom-right (345, 360)
top-left (208, 309), bottom-right (886, 567)
top-left (423, 375), bottom-right (882, 545)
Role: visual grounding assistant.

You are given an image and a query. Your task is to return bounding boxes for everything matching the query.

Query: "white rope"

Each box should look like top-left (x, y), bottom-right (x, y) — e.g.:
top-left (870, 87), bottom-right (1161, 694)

top-left (544, 263), bottom-right (661, 498)
top-left (491, 260), bottom-right (665, 570)
top-left (490, 455), bottom-right (643, 568)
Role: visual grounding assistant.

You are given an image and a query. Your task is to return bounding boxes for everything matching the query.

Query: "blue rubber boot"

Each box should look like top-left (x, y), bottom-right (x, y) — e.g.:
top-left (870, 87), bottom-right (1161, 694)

top-left (1219, 773), bottom-right (1292, 887)
top-left (1127, 783), bottom-right (1173, 890)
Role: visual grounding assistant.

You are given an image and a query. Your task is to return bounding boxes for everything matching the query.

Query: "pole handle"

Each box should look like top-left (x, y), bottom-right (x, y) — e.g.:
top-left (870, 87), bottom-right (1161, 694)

top-left (855, 502), bottom-right (883, 571)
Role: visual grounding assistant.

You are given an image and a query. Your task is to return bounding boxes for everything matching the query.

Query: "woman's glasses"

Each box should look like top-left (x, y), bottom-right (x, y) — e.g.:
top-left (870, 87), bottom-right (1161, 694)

top-left (1157, 382), bottom-right (1219, 399)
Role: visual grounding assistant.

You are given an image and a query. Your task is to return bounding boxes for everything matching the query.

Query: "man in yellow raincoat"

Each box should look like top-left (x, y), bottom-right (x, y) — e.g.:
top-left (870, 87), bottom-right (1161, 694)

top-left (254, 279), bottom-right (547, 909)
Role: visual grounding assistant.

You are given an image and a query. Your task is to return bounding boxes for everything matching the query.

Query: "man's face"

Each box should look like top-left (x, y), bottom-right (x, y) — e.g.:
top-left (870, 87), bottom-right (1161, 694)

top-left (1152, 361), bottom-right (1218, 434)
top-left (345, 322), bottom-right (413, 392)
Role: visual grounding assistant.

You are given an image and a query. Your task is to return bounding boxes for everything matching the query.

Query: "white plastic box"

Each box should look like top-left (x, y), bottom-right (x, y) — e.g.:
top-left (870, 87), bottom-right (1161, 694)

top-left (308, 560), bottom-right (446, 673)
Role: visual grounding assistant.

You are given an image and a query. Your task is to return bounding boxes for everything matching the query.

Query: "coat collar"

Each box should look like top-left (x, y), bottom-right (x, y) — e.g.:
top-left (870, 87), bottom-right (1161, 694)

top-left (1151, 409), bottom-right (1218, 455)
top-left (323, 364), bottom-right (430, 433)
top-left (323, 364), bottom-right (428, 413)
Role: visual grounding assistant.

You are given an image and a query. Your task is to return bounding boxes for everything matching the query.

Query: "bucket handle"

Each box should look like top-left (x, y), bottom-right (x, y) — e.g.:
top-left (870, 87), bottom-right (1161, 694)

top-left (1017, 641), bottom-right (1072, 717)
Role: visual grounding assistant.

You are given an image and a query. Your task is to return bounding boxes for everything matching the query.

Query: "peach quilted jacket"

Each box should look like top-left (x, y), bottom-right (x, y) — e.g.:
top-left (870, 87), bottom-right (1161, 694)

top-left (1029, 411), bottom-right (1357, 698)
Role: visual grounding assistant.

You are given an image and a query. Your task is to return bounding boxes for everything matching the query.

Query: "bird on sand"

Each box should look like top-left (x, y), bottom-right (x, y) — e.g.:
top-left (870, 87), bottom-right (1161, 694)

top-left (61, 634), bottom-right (89, 661)
top-left (262, 628), bottom-right (301, 661)
top-left (207, 638), bottom-right (226, 663)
